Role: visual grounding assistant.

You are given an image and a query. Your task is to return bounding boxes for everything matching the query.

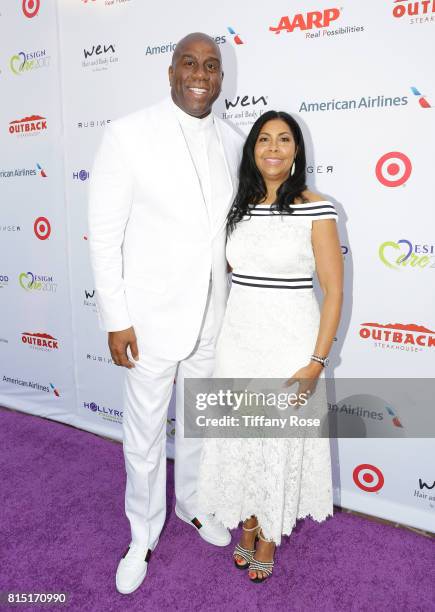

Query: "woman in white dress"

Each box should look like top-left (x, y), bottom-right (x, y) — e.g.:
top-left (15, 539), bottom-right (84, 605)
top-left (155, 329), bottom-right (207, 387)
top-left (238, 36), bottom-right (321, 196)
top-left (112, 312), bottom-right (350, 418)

top-left (197, 111), bottom-right (343, 582)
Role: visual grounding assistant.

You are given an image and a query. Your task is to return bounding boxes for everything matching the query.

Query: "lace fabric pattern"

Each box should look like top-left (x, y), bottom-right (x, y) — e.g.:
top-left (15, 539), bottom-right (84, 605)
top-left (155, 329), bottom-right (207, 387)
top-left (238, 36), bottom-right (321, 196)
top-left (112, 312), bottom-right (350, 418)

top-left (197, 204), bottom-right (337, 545)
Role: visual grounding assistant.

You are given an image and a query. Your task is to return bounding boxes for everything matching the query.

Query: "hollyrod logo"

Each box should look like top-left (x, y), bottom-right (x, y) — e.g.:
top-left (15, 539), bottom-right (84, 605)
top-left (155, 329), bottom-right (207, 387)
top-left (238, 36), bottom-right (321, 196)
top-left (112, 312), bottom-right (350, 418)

top-left (83, 401), bottom-right (123, 423)
top-left (10, 49), bottom-right (50, 75)
top-left (22, 0), bottom-right (40, 18)
top-left (9, 115), bottom-right (47, 136)
top-left (359, 322), bottom-right (435, 351)
top-left (73, 169), bottom-right (89, 181)
top-left (375, 152), bottom-right (412, 187)
top-left (393, 0), bottom-right (435, 23)
top-left (353, 464), bottom-right (384, 493)
top-left (21, 332), bottom-right (59, 350)
top-left (0, 274), bottom-right (9, 288)
top-left (410, 86), bottom-right (432, 108)
top-left (379, 239), bottom-right (435, 270)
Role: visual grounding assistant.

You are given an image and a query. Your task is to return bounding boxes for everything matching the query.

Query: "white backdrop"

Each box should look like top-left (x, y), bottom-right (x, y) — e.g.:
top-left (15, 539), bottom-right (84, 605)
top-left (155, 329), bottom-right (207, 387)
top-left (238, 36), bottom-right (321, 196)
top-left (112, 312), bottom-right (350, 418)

top-left (1, 0), bottom-right (434, 533)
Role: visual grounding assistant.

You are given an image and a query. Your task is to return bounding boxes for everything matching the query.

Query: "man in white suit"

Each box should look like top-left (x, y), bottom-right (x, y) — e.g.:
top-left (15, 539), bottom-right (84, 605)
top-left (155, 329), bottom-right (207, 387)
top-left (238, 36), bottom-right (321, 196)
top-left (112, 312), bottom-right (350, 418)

top-left (88, 32), bottom-right (243, 593)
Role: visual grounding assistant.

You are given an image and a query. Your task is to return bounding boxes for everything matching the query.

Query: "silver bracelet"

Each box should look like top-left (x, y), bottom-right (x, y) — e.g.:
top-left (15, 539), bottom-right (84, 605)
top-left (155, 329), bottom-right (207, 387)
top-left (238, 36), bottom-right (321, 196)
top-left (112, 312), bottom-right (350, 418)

top-left (310, 354), bottom-right (329, 367)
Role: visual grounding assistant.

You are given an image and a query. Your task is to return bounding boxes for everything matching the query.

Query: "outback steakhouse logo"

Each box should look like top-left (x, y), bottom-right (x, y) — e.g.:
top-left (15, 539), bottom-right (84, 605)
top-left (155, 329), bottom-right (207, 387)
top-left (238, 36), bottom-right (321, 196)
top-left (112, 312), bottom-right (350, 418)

top-left (9, 115), bottom-right (47, 134)
top-left (21, 332), bottom-right (59, 349)
top-left (359, 323), bottom-right (435, 349)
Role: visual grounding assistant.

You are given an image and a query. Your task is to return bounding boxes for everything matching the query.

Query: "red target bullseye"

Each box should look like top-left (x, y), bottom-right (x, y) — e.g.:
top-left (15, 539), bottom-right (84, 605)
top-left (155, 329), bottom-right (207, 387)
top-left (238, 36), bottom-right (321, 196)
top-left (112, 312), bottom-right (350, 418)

top-left (22, 0), bottom-right (40, 18)
top-left (376, 152), bottom-right (412, 187)
top-left (353, 464), bottom-right (384, 492)
top-left (34, 216), bottom-right (51, 240)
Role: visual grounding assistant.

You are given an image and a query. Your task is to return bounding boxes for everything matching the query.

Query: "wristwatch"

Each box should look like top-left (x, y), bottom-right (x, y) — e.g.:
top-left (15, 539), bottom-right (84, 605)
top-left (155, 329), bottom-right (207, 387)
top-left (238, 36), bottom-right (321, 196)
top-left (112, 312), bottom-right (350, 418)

top-left (310, 354), bottom-right (329, 367)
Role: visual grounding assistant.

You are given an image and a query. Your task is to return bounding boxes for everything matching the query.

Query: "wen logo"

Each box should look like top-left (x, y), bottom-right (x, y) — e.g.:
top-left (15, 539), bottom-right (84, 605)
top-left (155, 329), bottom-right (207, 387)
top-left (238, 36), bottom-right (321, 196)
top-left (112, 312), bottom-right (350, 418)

top-left (83, 43), bottom-right (115, 59)
top-left (225, 94), bottom-right (267, 110)
top-left (419, 478), bottom-right (435, 490)
top-left (227, 26), bottom-right (244, 44)
top-left (410, 86), bottom-right (431, 108)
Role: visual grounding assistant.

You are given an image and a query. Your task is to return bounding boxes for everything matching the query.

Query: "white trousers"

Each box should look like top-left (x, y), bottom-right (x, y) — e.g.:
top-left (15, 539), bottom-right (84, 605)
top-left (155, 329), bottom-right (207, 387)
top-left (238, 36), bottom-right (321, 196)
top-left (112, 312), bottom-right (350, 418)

top-left (122, 283), bottom-right (215, 549)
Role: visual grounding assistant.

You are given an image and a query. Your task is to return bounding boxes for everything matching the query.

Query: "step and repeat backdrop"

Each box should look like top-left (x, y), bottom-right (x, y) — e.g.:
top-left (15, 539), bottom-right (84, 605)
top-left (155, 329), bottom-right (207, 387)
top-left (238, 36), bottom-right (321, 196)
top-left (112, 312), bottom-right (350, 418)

top-left (1, 0), bottom-right (434, 532)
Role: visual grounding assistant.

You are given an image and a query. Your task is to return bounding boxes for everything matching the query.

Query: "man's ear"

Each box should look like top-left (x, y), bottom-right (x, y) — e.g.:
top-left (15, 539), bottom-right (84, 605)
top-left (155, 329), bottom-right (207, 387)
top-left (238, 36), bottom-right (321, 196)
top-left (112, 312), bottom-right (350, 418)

top-left (168, 65), bottom-right (173, 85)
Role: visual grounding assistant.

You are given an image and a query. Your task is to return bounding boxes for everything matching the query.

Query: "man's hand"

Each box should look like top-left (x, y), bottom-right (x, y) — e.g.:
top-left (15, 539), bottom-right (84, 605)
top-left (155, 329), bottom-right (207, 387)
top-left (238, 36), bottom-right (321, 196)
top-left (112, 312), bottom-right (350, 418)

top-left (108, 327), bottom-right (139, 368)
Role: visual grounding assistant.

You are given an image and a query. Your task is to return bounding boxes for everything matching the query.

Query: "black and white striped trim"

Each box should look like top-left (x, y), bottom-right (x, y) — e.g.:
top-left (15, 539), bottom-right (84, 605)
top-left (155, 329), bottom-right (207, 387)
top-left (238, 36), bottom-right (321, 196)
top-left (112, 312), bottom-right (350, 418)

top-left (247, 202), bottom-right (337, 219)
top-left (232, 273), bottom-right (313, 290)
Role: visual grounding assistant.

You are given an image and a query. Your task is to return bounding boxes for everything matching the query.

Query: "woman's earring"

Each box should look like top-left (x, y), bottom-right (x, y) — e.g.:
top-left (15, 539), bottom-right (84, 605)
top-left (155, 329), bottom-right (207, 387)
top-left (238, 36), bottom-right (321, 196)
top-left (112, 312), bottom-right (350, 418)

top-left (290, 160), bottom-right (296, 176)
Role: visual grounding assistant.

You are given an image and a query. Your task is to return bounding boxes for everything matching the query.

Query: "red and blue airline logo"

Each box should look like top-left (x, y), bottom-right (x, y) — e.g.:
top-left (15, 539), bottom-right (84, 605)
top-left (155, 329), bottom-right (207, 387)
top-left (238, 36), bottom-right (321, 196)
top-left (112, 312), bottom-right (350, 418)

top-left (227, 27), bottom-right (244, 45)
top-left (36, 163), bottom-right (47, 177)
top-left (410, 86), bottom-right (431, 108)
top-left (50, 383), bottom-right (60, 397)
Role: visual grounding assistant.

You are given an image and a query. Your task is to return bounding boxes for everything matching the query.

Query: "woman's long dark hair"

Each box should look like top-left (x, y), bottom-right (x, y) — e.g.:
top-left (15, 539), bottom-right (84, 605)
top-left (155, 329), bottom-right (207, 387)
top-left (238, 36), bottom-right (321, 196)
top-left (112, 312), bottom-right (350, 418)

top-left (227, 110), bottom-right (307, 234)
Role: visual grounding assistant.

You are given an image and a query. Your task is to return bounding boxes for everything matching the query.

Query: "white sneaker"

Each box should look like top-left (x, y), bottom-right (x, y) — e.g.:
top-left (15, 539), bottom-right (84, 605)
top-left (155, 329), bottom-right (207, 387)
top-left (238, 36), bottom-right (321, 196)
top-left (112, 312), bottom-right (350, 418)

top-left (175, 506), bottom-right (231, 547)
top-left (115, 544), bottom-right (152, 594)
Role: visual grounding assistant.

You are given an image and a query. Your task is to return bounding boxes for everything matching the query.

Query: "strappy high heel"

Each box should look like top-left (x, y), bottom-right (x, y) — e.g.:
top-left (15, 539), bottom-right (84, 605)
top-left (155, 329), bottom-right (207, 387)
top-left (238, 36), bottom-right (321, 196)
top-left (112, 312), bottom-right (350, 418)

top-left (248, 530), bottom-right (275, 583)
top-left (233, 523), bottom-right (260, 570)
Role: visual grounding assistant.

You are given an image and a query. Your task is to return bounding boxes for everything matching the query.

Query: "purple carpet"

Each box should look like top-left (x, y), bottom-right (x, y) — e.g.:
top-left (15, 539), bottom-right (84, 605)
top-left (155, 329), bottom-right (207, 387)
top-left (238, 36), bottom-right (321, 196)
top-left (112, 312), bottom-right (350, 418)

top-left (1, 406), bottom-right (434, 612)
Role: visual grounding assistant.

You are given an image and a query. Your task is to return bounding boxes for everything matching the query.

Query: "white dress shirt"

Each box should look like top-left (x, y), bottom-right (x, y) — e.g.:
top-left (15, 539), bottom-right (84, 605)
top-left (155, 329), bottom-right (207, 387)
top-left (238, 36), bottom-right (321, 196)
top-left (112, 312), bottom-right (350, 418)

top-left (172, 100), bottom-right (232, 231)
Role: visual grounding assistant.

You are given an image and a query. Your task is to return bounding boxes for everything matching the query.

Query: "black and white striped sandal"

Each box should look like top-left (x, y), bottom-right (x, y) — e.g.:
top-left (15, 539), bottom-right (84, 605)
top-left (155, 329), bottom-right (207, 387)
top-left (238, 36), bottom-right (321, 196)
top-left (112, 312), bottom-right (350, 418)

top-left (233, 524), bottom-right (259, 570)
top-left (248, 531), bottom-right (275, 583)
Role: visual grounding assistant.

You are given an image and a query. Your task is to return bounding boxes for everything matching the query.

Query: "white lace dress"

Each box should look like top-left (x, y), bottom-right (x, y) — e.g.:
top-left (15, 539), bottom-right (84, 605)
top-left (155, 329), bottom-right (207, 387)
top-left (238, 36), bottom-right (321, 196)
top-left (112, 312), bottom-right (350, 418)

top-left (197, 201), bottom-right (338, 544)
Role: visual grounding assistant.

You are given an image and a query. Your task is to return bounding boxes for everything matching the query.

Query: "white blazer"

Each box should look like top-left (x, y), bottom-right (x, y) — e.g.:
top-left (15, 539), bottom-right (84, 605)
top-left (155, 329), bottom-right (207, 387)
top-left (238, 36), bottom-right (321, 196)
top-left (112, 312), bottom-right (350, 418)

top-left (88, 97), bottom-right (243, 360)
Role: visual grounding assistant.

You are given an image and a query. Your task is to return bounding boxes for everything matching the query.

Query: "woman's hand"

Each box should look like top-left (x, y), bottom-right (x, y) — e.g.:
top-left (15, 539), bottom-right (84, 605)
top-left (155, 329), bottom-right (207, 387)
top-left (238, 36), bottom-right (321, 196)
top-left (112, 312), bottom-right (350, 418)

top-left (284, 361), bottom-right (323, 407)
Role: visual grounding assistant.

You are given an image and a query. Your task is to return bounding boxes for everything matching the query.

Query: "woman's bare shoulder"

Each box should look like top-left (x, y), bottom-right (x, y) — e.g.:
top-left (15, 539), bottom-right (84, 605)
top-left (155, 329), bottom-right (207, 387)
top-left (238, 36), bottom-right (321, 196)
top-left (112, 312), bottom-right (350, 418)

top-left (301, 189), bottom-right (326, 203)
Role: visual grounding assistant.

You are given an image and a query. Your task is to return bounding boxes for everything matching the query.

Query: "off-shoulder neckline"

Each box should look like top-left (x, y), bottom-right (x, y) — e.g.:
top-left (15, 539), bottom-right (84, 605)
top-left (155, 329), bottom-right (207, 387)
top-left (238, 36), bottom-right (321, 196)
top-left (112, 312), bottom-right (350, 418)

top-left (249, 201), bottom-right (332, 208)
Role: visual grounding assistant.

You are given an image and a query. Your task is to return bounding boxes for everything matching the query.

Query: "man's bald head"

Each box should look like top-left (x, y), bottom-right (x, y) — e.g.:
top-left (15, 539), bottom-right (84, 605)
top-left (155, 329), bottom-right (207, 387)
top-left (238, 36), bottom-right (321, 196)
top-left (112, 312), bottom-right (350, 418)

top-left (171, 32), bottom-right (222, 68)
top-left (168, 32), bottom-right (224, 118)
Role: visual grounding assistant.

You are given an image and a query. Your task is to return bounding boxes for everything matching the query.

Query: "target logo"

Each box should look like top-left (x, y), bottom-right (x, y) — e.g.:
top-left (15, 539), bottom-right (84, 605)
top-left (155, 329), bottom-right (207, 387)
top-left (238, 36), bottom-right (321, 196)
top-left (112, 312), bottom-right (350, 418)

top-left (22, 0), bottom-right (40, 18)
top-left (353, 464), bottom-right (385, 493)
top-left (34, 216), bottom-right (51, 240)
top-left (376, 152), bottom-right (412, 187)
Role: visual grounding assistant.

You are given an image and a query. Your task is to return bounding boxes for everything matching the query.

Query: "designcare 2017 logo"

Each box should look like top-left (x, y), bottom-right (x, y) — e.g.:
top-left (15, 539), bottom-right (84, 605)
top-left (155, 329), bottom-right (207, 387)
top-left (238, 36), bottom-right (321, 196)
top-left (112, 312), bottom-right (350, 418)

top-left (379, 239), bottom-right (435, 270)
top-left (19, 271), bottom-right (57, 293)
top-left (269, 8), bottom-right (364, 39)
top-left (9, 115), bottom-right (47, 136)
top-left (21, 332), bottom-right (59, 351)
top-left (359, 322), bottom-right (435, 352)
top-left (10, 49), bottom-right (50, 75)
